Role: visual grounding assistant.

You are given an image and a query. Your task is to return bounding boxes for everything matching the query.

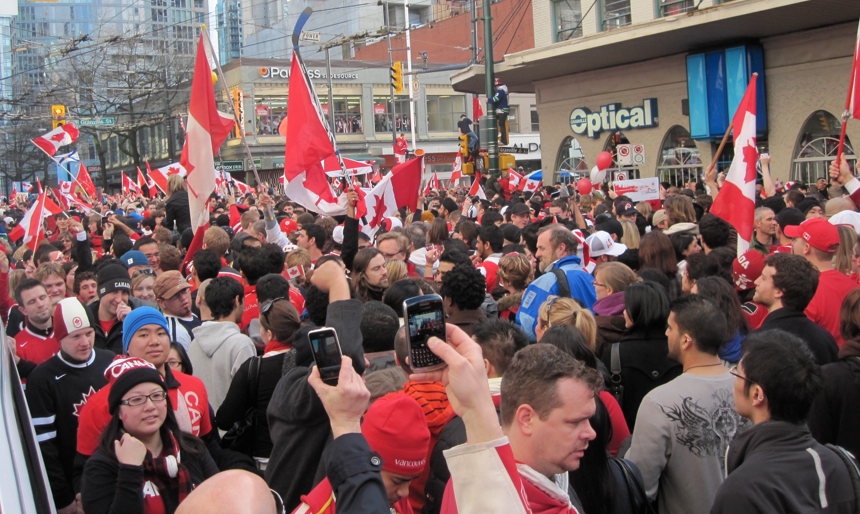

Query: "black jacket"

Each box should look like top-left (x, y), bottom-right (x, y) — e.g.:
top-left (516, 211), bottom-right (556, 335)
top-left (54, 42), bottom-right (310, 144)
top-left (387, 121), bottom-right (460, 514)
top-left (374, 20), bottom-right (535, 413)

top-left (88, 297), bottom-right (158, 355)
top-left (808, 350), bottom-right (860, 457)
top-left (163, 190), bottom-right (191, 234)
top-left (711, 421), bottom-right (856, 514)
top-left (322, 433), bottom-right (389, 514)
top-left (599, 328), bottom-right (681, 431)
top-left (265, 299), bottom-right (366, 511)
top-left (81, 444), bottom-right (218, 514)
top-left (753, 308), bottom-right (839, 365)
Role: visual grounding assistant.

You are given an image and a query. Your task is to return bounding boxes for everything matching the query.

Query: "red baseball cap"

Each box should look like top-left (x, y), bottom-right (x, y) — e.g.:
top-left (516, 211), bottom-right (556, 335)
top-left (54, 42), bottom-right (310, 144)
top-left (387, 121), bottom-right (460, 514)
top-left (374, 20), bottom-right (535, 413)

top-left (280, 218), bottom-right (297, 234)
top-left (783, 218), bottom-right (840, 253)
top-left (732, 250), bottom-right (765, 291)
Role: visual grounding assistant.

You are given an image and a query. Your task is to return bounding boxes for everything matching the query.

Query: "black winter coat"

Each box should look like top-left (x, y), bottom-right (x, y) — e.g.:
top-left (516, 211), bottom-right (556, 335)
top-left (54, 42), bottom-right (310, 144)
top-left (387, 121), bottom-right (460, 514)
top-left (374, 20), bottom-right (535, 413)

top-left (163, 190), bottom-right (191, 234)
top-left (808, 353), bottom-right (860, 458)
top-left (599, 327), bottom-right (681, 431)
top-left (753, 308), bottom-right (838, 365)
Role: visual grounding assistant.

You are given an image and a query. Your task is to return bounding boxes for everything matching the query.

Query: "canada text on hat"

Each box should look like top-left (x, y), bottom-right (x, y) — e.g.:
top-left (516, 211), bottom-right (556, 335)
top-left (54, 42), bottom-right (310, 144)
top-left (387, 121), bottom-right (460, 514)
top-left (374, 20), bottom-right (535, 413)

top-left (732, 250), bottom-right (765, 291)
top-left (105, 355), bottom-right (157, 384)
top-left (783, 218), bottom-right (840, 253)
top-left (53, 297), bottom-right (92, 342)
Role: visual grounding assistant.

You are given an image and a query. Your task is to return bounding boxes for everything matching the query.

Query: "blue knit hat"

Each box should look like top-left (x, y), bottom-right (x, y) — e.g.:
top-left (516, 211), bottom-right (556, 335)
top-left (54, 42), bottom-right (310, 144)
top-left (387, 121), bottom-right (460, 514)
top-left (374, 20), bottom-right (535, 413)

top-left (122, 306), bottom-right (169, 353)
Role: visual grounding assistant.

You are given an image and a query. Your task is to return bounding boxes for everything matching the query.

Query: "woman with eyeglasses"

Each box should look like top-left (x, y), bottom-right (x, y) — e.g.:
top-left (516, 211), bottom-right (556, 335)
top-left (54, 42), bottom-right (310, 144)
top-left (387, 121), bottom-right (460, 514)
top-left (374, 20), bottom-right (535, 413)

top-left (80, 356), bottom-right (218, 514)
top-left (217, 298), bottom-right (302, 465)
top-left (592, 262), bottom-right (639, 356)
top-left (166, 342), bottom-right (194, 376)
top-left (132, 269), bottom-right (156, 303)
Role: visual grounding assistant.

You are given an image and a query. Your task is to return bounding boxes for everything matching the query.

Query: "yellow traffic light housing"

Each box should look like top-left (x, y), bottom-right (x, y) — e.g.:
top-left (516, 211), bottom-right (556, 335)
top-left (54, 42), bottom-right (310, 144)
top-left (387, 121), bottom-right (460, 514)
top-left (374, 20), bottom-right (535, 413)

top-left (52, 105), bottom-right (66, 129)
top-left (462, 162), bottom-right (474, 176)
top-left (390, 61), bottom-right (403, 94)
top-left (458, 134), bottom-right (469, 157)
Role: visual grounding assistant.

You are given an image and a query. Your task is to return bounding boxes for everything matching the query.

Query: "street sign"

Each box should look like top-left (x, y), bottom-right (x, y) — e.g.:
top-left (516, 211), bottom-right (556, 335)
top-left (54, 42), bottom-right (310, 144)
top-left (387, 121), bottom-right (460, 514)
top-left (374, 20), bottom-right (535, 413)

top-left (499, 146), bottom-right (529, 154)
top-left (632, 144), bottom-right (646, 165)
top-left (617, 144), bottom-right (632, 166)
top-left (300, 31), bottom-right (321, 42)
top-left (411, 76), bottom-right (421, 100)
top-left (247, 158), bottom-right (261, 170)
top-left (77, 118), bottom-right (115, 126)
top-left (216, 160), bottom-right (244, 172)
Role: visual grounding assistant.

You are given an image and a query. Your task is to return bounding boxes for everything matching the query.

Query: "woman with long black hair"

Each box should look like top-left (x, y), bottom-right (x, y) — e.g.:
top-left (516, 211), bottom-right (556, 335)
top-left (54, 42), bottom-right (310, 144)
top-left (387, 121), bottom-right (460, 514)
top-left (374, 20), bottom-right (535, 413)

top-left (81, 357), bottom-right (217, 514)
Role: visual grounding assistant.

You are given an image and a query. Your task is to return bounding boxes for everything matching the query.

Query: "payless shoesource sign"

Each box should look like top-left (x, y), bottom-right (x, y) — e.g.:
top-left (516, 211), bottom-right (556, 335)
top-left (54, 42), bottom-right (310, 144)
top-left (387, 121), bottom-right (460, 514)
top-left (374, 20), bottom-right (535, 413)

top-left (258, 67), bottom-right (358, 80)
top-left (569, 99), bottom-right (658, 138)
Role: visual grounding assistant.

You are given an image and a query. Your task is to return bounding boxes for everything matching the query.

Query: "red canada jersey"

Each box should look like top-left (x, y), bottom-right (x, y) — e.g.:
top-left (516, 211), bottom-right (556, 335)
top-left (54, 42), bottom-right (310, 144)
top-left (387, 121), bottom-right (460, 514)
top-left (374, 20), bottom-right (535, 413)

top-left (16, 327), bottom-right (59, 367)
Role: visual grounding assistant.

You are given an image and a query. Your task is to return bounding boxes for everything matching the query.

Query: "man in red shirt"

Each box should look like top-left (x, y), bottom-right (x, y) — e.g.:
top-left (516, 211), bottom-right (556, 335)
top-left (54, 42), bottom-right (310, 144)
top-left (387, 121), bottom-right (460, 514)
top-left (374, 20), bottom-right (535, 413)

top-left (786, 218), bottom-right (859, 346)
top-left (475, 225), bottom-right (504, 294)
top-left (394, 133), bottom-right (408, 164)
top-left (13, 279), bottom-right (58, 379)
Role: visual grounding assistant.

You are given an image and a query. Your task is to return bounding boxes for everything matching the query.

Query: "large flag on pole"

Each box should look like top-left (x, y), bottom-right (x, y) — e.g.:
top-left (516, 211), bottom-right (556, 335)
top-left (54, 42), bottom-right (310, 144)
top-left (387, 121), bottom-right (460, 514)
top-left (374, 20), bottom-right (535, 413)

top-left (8, 190), bottom-right (61, 250)
top-left (123, 173), bottom-right (141, 195)
top-left (451, 155), bottom-right (463, 184)
top-left (148, 162), bottom-right (186, 195)
top-left (710, 75), bottom-right (758, 255)
top-left (358, 156), bottom-right (423, 238)
top-left (180, 33), bottom-right (235, 233)
top-left (31, 124), bottom-right (79, 156)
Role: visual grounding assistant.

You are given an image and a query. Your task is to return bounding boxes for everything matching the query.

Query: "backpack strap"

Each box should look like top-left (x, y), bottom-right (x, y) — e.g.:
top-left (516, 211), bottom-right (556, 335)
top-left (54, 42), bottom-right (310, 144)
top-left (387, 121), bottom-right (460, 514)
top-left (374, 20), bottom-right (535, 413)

top-left (249, 356), bottom-right (261, 426)
top-left (551, 268), bottom-right (571, 298)
top-left (826, 443), bottom-right (860, 514)
top-left (609, 343), bottom-right (624, 406)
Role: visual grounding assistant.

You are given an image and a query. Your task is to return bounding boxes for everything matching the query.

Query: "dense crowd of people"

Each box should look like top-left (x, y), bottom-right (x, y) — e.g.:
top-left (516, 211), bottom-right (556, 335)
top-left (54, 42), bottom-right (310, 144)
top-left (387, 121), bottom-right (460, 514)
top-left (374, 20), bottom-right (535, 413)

top-left (4, 155), bottom-right (860, 514)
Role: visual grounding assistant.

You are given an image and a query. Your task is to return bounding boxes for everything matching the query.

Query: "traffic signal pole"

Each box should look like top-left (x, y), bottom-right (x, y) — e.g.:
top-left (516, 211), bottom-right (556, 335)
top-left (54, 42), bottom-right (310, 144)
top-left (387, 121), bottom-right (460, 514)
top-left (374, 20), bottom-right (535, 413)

top-left (383, 0), bottom-right (397, 151)
top-left (482, 0), bottom-right (499, 178)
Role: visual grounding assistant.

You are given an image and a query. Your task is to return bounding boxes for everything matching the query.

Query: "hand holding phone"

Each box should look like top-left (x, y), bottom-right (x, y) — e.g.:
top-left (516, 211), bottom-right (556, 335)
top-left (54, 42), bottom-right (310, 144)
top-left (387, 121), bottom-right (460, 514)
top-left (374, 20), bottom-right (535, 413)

top-left (307, 355), bottom-right (370, 439)
top-left (308, 327), bottom-right (344, 384)
top-left (404, 294), bottom-right (447, 372)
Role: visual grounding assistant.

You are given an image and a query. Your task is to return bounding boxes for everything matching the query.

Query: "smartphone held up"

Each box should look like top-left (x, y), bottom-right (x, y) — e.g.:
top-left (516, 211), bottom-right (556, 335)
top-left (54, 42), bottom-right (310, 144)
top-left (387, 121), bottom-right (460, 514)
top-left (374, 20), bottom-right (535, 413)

top-left (403, 294), bottom-right (447, 372)
top-left (308, 327), bottom-right (344, 385)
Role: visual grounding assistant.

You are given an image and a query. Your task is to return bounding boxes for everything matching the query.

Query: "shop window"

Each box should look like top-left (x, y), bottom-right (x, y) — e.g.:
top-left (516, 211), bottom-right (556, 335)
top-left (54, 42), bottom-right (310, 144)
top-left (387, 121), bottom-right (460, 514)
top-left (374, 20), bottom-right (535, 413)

top-left (554, 0), bottom-right (583, 41)
top-left (321, 96), bottom-right (363, 134)
top-left (658, 0), bottom-right (694, 16)
top-left (601, 0), bottom-right (631, 31)
top-left (657, 126), bottom-right (702, 187)
top-left (792, 110), bottom-right (857, 185)
top-left (509, 106), bottom-right (520, 134)
top-left (427, 95), bottom-right (466, 132)
top-left (531, 106), bottom-right (540, 132)
top-left (373, 96), bottom-right (412, 133)
top-left (555, 136), bottom-right (589, 184)
top-left (255, 95), bottom-right (287, 135)
top-left (603, 131), bottom-right (640, 179)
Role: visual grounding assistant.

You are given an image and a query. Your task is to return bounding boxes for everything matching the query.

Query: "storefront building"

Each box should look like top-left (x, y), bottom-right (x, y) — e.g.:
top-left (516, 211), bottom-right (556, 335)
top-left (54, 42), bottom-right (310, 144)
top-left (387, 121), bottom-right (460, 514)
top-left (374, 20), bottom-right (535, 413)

top-left (450, 0), bottom-right (860, 186)
top-left (215, 57), bottom-right (541, 186)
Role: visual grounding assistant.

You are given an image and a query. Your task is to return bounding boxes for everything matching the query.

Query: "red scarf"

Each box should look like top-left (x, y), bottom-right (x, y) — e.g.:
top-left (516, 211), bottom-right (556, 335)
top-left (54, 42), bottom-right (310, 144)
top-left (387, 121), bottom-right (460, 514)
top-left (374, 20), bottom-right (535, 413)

top-left (264, 340), bottom-right (292, 354)
top-left (518, 465), bottom-right (580, 514)
top-left (141, 432), bottom-right (193, 514)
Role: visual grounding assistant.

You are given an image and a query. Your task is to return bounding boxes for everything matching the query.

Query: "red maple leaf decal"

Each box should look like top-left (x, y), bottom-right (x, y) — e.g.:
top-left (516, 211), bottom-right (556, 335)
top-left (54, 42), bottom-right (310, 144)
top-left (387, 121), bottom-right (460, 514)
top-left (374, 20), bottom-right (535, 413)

top-left (742, 144), bottom-right (759, 183)
top-left (50, 133), bottom-right (66, 142)
top-left (369, 193), bottom-right (388, 229)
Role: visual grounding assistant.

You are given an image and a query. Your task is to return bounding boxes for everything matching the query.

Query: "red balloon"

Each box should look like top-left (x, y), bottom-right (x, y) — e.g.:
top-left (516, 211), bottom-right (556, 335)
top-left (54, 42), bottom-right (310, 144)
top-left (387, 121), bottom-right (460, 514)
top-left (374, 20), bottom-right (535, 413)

top-left (577, 178), bottom-right (593, 195)
top-left (596, 151), bottom-right (613, 171)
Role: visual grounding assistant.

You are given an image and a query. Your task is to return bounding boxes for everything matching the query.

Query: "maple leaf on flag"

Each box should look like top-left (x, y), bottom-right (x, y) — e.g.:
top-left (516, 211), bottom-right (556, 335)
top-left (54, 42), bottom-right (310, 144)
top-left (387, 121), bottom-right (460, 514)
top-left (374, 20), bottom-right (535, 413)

top-left (51, 133), bottom-right (67, 142)
top-left (369, 193), bottom-right (387, 229)
top-left (169, 166), bottom-right (180, 175)
top-left (743, 144), bottom-right (759, 183)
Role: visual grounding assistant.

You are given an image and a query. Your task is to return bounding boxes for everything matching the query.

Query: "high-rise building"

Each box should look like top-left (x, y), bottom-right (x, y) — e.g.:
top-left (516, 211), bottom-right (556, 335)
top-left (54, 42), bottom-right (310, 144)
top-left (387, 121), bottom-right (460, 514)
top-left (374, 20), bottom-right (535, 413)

top-left (217, 0), bottom-right (243, 64)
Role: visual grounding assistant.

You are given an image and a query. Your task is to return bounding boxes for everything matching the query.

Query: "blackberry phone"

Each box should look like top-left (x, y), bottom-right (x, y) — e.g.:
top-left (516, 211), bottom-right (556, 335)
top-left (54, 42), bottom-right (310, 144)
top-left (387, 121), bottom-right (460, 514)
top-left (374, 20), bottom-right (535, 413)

top-left (307, 327), bottom-right (343, 384)
top-left (403, 294), bottom-right (447, 372)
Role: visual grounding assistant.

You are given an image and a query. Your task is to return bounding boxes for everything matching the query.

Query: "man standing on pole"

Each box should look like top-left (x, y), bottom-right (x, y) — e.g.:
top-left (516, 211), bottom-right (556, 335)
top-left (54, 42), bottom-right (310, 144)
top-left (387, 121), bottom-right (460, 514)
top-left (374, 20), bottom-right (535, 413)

top-left (492, 79), bottom-right (510, 145)
top-left (394, 133), bottom-right (408, 164)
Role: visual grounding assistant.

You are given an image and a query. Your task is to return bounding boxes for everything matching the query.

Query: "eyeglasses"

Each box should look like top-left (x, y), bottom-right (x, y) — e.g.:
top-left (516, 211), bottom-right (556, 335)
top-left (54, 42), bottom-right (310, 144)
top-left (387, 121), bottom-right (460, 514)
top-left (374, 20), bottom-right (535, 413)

top-left (593, 281), bottom-right (606, 288)
top-left (166, 360), bottom-right (183, 370)
top-left (133, 268), bottom-right (155, 279)
top-left (260, 297), bottom-right (286, 322)
top-left (120, 390), bottom-right (168, 407)
top-left (729, 365), bottom-right (760, 392)
top-left (271, 489), bottom-right (286, 514)
top-left (543, 296), bottom-right (560, 328)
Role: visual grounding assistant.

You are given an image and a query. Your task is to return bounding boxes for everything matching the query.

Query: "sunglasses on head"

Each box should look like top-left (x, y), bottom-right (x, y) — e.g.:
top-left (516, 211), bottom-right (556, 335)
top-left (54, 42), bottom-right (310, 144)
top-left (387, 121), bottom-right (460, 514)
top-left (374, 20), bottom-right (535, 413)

top-left (133, 268), bottom-right (155, 279)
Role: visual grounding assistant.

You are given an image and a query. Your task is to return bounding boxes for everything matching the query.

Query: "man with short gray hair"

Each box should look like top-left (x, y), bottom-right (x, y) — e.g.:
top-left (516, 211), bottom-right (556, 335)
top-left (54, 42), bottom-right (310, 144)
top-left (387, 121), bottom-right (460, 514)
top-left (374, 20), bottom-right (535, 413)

top-left (517, 225), bottom-right (596, 340)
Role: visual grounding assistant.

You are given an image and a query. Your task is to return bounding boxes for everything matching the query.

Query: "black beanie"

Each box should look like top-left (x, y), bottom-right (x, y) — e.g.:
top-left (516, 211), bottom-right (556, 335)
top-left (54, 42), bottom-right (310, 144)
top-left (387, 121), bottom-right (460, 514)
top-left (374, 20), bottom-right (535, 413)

top-left (98, 263), bottom-right (132, 298)
top-left (107, 358), bottom-right (167, 414)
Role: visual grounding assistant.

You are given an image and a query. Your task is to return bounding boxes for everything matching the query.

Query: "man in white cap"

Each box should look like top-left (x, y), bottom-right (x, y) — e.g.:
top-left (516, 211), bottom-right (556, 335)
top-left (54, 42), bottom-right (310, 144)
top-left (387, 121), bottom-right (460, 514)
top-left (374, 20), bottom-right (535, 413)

top-left (585, 230), bottom-right (628, 266)
top-left (26, 297), bottom-right (115, 514)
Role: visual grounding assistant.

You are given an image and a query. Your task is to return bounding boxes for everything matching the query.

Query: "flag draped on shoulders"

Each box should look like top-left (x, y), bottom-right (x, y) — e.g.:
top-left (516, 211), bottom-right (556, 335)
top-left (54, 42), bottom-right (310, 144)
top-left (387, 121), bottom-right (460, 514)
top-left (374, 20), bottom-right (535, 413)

top-left (710, 75), bottom-right (758, 255)
top-left (180, 32), bottom-right (235, 234)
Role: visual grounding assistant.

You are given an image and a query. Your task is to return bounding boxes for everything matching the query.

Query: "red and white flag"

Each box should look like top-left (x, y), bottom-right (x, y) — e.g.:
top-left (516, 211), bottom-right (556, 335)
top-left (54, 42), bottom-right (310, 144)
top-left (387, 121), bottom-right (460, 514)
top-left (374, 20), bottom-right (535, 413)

top-left (22, 181), bottom-right (33, 193)
top-left (8, 190), bottom-right (62, 250)
top-left (285, 265), bottom-right (305, 280)
top-left (508, 168), bottom-right (523, 189)
top-left (137, 167), bottom-right (154, 198)
top-left (149, 162), bottom-right (187, 195)
top-left (424, 171), bottom-right (439, 195)
top-left (451, 155), bottom-right (463, 183)
top-left (468, 179), bottom-right (487, 200)
top-left (229, 175), bottom-right (254, 196)
top-left (849, 20), bottom-right (860, 120)
top-left (332, 177), bottom-right (343, 192)
top-left (180, 33), bottom-right (235, 233)
top-left (75, 163), bottom-right (97, 200)
top-left (358, 156), bottom-right (423, 237)
top-left (31, 124), bottom-right (79, 156)
top-left (123, 173), bottom-right (141, 194)
top-left (710, 75), bottom-right (758, 255)
top-left (371, 169), bottom-right (383, 184)
top-left (519, 170), bottom-right (542, 193)
top-left (144, 162), bottom-right (158, 197)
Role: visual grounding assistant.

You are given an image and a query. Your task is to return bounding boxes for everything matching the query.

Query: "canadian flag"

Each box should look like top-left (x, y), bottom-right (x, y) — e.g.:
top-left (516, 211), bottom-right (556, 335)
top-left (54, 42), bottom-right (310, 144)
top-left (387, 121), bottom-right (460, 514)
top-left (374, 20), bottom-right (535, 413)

top-left (181, 33), bottom-right (235, 233)
top-left (468, 179), bottom-right (487, 200)
top-left (710, 75), bottom-right (758, 255)
top-left (371, 169), bottom-right (383, 184)
top-left (137, 167), bottom-right (154, 198)
top-left (424, 171), bottom-right (439, 195)
top-left (149, 162), bottom-right (187, 195)
top-left (123, 173), bottom-right (141, 194)
top-left (849, 20), bottom-right (860, 120)
top-left (22, 181), bottom-right (33, 193)
top-left (520, 170), bottom-right (542, 193)
top-left (282, 49), bottom-right (346, 216)
top-left (508, 168), bottom-right (523, 189)
top-left (8, 190), bottom-right (63, 250)
top-left (332, 177), bottom-right (343, 192)
top-left (285, 265), bottom-right (305, 280)
top-left (77, 162), bottom-right (97, 199)
top-left (451, 155), bottom-right (463, 183)
top-left (144, 162), bottom-right (159, 197)
top-left (358, 156), bottom-right (423, 237)
top-left (31, 124), bottom-right (79, 156)
top-left (230, 175), bottom-right (254, 196)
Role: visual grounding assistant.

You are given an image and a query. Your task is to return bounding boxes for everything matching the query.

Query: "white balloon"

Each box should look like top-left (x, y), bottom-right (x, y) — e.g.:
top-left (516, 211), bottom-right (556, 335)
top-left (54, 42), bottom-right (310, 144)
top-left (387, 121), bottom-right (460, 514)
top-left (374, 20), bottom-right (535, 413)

top-left (590, 166), bottom-right (606, 184)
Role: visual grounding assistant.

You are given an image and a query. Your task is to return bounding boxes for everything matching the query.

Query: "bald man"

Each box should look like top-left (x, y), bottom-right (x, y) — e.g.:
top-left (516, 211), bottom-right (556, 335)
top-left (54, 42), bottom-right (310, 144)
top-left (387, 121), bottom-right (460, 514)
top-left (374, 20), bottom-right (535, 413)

top-left (824, 196), bottom-right (856, 219)
top-left (176, 470), bottom-right (278, 514)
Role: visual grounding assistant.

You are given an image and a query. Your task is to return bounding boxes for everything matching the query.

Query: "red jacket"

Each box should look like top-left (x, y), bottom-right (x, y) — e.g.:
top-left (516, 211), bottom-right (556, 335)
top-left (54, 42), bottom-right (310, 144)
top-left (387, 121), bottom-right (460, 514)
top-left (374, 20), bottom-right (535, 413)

top-left (292, 477), bottom-right (413, 514)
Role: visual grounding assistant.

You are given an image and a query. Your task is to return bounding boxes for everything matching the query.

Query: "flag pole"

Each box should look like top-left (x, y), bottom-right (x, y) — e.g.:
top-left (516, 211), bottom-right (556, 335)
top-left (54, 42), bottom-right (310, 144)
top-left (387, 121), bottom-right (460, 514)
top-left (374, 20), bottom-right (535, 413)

top-left (708, 72), bottom-right (759, 173)
top-left (200, 27), bottom-right (263, 187)
top-left (836, 54), bottom-right (858, 165)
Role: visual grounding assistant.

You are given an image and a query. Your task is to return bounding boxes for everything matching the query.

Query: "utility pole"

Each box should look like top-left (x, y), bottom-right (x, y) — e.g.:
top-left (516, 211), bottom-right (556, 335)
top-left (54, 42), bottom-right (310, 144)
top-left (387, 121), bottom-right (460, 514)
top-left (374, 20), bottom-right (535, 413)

top-left (470, 0), bottom-right (478, 64)
top-left (404, 0), bottom-right (417, 152)
top-left (325, 46), bottom-right (336, 131)
top-left (382, 0), bottom-right (396, 150)
top-left (482, 0), bottom-right (498, 178)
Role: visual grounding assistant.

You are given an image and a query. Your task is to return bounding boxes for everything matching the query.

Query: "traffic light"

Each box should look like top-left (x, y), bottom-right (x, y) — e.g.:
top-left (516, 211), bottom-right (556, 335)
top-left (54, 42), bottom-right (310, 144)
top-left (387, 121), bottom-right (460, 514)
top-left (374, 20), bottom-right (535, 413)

top-left (52, 104), bottom-right (66, 129)
top-left (458, 134), bottom-right (469, 157)
top-left (390, 61), bottom-right (403, 94)
top-left (462, 162), bottom-right (474, 176)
